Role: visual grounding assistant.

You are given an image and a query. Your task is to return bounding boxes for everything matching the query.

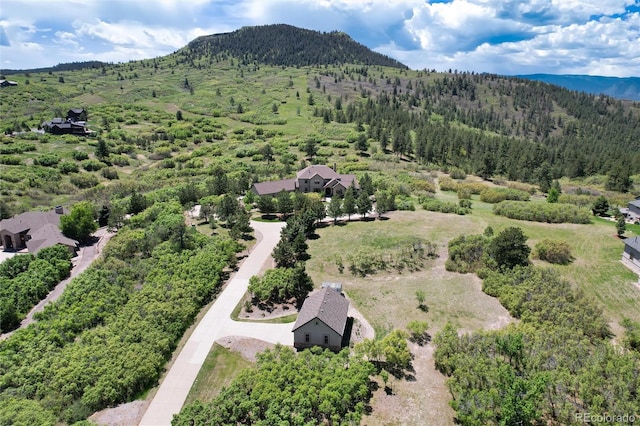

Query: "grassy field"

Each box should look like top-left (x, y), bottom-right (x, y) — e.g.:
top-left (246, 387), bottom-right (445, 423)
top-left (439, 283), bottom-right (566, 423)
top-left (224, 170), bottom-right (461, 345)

top-left (302, 192), bottom-right (639, 425)
top-left (183, 343), bottom-right (252, 406)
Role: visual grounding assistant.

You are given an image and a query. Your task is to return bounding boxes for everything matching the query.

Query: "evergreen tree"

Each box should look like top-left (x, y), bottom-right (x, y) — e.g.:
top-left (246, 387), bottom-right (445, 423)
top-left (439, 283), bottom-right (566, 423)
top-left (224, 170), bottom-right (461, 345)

top-left (342, 187), bottom-right (357, 221)
top-left (327, 195), bottom-right (343, 224)
top-left (487, 227), bottom-right (530, 270)
top-left (95, 138), bottom-right (109, 161)
top-left (617, 214), bottom-right (626, 237)
top-left (356, 191), bottom-right (372, 219)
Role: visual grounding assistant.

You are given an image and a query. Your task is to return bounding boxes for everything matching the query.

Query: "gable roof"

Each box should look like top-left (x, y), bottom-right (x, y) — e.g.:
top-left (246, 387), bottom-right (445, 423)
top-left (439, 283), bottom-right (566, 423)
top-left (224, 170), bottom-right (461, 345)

top-left (629, 199), bottom-right (640, 209)
top-left (292, 287), bottom-right (349, 335)
top-left (26, 223), bottom-right (78, 254)
top-left (252, 178), bottom-right (296, 196)
top-left (625, 236), bottom-right (640, 252)
top-left (0, 209), bottom-right (67, 235)
top-left (297, 165), bottom-right (339, 181)
top-left (0, 208), bottom-right (77, 253)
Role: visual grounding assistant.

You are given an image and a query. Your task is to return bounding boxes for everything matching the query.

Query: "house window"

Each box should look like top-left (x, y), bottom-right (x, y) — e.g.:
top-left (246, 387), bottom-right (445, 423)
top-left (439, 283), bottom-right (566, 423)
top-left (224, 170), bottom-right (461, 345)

top-left (323, 335), bottom-right (329, 345)
top-left (305, 333), bottom-right (310, 343)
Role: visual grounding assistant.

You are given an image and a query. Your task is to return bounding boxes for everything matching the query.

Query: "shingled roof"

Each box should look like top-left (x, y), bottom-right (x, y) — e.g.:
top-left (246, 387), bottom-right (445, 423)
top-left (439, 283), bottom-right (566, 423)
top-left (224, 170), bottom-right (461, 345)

top-left (292, 287), bottom-right (349, 335)
top-left (625, 236), bottom-right (640, 252)
top-left (296, 165), bottom-right (339, 181)
top-left (251, 178), bottom-right (296, 196)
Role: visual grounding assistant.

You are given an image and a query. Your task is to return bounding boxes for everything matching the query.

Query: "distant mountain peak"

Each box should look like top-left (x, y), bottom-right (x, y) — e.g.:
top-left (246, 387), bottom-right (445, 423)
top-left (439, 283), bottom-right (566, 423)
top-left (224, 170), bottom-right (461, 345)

top-left (185, 24), bottom-right (408, 69)
top-left (517, 74), bottom-right (640, 101)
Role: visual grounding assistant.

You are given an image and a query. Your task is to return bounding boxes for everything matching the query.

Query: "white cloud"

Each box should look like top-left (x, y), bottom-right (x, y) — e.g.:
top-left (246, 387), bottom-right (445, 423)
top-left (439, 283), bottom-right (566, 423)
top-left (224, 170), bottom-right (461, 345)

top-left (0, 0), bottom-right (638, 76)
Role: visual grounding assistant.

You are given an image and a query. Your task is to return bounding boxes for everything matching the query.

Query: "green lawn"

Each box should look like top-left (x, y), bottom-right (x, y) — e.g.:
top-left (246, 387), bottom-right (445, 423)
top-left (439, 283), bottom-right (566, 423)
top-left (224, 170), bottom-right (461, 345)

top-left (184, 344), bottom-right (252, 405)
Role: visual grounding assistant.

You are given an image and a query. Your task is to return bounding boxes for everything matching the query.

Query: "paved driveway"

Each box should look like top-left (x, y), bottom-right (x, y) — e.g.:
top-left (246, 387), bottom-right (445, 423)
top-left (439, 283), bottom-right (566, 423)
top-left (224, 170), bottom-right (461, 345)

top-left (139, 220), bottom-right (289, 426)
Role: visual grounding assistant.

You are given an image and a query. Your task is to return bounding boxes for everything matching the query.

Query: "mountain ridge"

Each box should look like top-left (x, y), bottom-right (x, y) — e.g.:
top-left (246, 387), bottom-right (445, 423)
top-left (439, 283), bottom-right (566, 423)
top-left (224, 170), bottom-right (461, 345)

top-left (517, 74), bottom-right (640, 101)
top-left (182, 24), bottom-right (408, 69)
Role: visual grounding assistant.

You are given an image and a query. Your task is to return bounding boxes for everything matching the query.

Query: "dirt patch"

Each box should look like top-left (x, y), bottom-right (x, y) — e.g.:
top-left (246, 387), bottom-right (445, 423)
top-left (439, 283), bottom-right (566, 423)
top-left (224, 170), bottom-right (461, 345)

top-left (216, 336), bottom-right (276, 362)
top-left (366, 342), bottom-right (456, 426)
top-left (89, 400), bottom-right (149, 426)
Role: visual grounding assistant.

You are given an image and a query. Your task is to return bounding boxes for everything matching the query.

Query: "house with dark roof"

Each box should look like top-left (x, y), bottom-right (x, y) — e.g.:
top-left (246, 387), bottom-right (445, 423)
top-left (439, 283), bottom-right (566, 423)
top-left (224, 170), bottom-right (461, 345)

top-left (0, 79), bottom-right (18, 87)
top-left (292, 286), bottom-right (349, 351)
top-left (622, 236), bottom-right (640, 276)
top-left (628, 198), bottom-right (640, 220)
top-left (251, 164), bottom-right (358, 197)
top-left (41, 108), bottom-right (88, 135)
top-left (67, 108), bottom-right (87, 122)
top-left (0, 207), bottom-right (78, 255)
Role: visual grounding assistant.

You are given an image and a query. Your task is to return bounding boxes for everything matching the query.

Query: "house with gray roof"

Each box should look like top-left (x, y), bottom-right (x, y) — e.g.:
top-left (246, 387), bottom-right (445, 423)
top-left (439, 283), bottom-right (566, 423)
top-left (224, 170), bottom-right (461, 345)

top-left (0, 207), bottom-right (78, 255)
top-left (292, 286), bottom-right (349, 351)
top-left (622, 235), bottom-right (640, 276)
top-left (251, 164), bottom-right (358, 197)
top-left (628, 198), bottom-right (640, 219)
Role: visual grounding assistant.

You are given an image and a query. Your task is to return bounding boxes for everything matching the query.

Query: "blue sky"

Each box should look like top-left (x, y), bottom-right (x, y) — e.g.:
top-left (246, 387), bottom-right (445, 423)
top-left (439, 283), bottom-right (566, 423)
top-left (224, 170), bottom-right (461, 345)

top-left (1, 0), bottom-right (638, 76)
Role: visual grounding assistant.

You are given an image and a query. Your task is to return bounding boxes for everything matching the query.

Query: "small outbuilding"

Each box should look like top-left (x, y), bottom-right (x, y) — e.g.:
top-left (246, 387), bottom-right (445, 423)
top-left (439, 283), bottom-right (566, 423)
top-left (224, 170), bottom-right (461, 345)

top-left (292, 287), bottom-right (349, 351)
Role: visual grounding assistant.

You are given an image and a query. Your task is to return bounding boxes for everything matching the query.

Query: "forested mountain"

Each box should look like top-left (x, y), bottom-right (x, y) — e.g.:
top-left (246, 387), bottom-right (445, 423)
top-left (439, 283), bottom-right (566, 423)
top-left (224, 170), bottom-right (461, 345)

top-left (0, 61), bottom-right (107, 76)
top-left (518, 74), bottom-right (640, 101)
top-left (184, 24), bottom-right (407, 69)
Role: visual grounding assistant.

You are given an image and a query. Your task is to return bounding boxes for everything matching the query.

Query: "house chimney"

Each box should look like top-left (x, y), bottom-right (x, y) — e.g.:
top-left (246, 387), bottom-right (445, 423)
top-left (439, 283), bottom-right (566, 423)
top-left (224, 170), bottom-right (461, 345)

top-left (55, 206), bottom-right (64, 215)
top-left (333, 163), bottom-right (337, 172)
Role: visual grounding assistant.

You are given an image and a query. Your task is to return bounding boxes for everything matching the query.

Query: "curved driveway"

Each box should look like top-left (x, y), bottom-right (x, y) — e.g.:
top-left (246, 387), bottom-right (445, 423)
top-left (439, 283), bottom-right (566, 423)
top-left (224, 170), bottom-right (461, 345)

top-left (139, 220), bottom-right (291, 426)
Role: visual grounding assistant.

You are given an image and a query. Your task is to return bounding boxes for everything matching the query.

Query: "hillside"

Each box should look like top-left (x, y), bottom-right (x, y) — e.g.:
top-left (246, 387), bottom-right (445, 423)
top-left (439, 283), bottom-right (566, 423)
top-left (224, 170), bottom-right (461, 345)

top-left (183, 24), bottom-right (408, 69)
top-left (0, 24), bottom-right (639, 216)
top-left (1, 25), bottom-right (640, 426)
top-left (518, 74), bottom-right (640, 101)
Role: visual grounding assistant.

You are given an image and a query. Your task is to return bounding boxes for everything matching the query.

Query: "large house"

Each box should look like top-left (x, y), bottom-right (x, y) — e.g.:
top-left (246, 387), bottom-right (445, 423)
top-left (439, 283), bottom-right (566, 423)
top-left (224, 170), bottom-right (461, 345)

top-left (0, 207), bottom-right (78, 255)
top-left (251, 164), bottom-right (358, 197)
top-left (622, 236), bottom-right (640, 276)
top-left (41, 108), bottom-right (88, 136)
top-left (292, 286), bottom-right (349, 351)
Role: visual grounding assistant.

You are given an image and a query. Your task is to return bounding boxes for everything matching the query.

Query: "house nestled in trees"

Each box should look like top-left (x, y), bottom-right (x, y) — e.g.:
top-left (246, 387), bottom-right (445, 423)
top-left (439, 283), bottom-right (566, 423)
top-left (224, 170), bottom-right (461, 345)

top-left (41, 108), bottom-right (88, 135)
top-left (251, 164), bottom-right (358, 197)
top-left (0, 207), bottom-right (78, 255)
top-left (292, 286), bottom-right (350, 351)
top-left (623, 198), bottom-right (640, 223)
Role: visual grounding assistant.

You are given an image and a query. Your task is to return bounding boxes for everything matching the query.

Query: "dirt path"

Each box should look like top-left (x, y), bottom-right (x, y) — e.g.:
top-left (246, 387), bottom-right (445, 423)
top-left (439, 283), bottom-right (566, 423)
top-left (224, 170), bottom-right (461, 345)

top-left (0, 227), bottom-right (115, 341)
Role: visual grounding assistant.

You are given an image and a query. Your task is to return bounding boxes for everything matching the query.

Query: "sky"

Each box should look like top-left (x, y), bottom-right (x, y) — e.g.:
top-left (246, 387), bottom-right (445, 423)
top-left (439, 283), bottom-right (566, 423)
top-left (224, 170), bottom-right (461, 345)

top-left (0, 0), bottom-right (639, 77)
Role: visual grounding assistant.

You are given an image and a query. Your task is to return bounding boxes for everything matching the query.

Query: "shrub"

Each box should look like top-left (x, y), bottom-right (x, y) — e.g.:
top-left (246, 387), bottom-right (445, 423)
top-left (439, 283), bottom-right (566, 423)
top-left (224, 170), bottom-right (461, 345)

top-left (493, 201), bottom-right (591, 224)
top-left (0, 155), bottom-right (22, 165)
top-left (72, 151), bottom-right (89, 161)
top-left (101, 168), bottom-right (119, 180)
top-left (58, 161), bottom-right (79, 174)
top-left (480, 188), bottom-right (530, 203)
top-left (446, 234), bottom-right (488, 273)
top-left (438, 177), bottom-right (458, 192)
top-left (70, 173), bottom-right (99, 188)
top-left (82, 159), bottom-right (106, 171)
top-left (34, 153), bottom-right (60, 167)
top-left (533, 239), bottom-right (573, 264)
top-left (422, 197), bottom-right (469, 215)
top-left (449, 168), bottom-right (466, 180)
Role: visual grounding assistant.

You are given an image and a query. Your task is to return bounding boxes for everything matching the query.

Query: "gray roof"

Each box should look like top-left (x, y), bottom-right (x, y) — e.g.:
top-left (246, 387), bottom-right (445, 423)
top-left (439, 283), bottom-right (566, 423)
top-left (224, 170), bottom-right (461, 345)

top-left (252, 178), bottom-right (296, 196)
top-left (26, 223), bottom-right (78, 254)
top-left (625, 236), bottom-right (640, 252)
top-left (629, 199), bottom-right (640, 209)
top-left (297, 165), bottom-right (340, 181)
top-left (292, 287), bottom-right (349, 335)
top-left (0, 208), bottom-right (77, 253)
top-left (0, 209), bottom-right (68, 234)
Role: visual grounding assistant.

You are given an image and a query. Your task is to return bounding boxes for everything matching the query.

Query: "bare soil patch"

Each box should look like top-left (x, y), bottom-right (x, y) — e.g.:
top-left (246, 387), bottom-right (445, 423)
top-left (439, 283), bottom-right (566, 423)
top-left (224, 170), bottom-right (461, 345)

top-left (89, 400), bottom-right (149, 426)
